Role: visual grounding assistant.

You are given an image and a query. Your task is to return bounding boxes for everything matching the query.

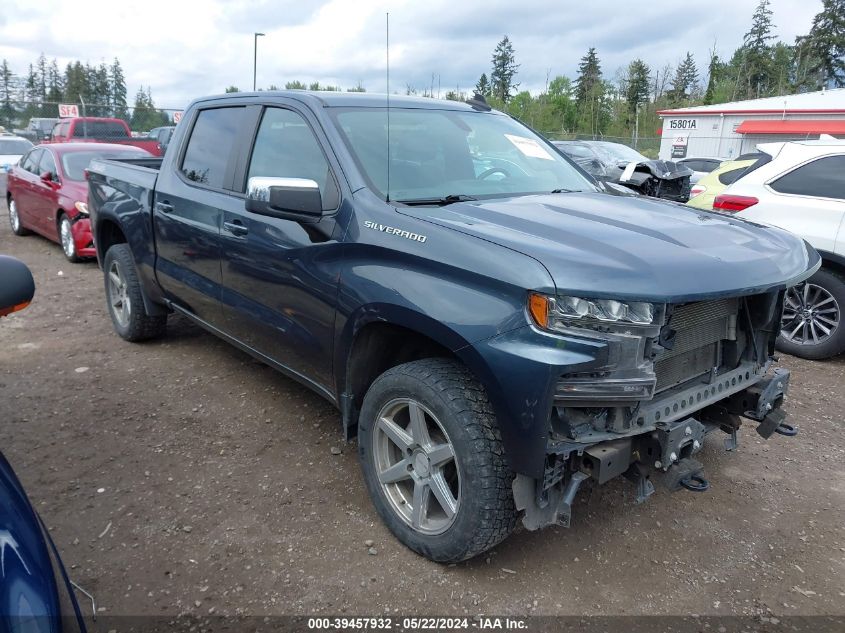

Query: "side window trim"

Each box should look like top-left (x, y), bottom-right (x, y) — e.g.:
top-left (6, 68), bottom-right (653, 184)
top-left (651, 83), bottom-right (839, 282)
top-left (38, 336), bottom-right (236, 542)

top-left (175, 105), bottom-right (251, 194)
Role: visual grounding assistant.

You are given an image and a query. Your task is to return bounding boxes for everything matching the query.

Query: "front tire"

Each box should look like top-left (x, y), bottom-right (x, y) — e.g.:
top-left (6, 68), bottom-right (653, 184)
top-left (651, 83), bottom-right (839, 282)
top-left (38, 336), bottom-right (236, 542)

top-left (8, 198), bottom-right (30, 236)
top-left (59, 213), bottom-right (79, 262)
top-left (103, 243), bottom-right (167, 342)
top-left (777, 268), bottom-right (845, 360)
top-left (358, 358), bottom-right (517, 563)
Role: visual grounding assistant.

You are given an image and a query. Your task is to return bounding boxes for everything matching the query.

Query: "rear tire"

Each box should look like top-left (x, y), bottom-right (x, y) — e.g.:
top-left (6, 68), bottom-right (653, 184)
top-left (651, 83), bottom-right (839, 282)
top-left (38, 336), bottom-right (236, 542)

top-left (8, 198), bottom-right (30, 236)
top-left (777, 268), bottom-right (845, 360)
top-left (358, 358), bottom-right (517, 563)
top-left (103, 243), bottom-right (166, 342)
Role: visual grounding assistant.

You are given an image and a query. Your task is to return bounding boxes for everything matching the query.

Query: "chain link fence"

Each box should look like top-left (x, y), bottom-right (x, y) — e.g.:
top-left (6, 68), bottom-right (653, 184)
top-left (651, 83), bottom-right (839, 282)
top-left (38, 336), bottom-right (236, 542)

top-left (1, 99), bottom-right (185, 141)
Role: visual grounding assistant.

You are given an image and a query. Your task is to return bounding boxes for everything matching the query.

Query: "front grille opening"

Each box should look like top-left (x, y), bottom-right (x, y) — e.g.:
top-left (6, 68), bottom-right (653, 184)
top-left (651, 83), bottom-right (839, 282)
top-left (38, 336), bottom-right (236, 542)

top-left (654, 298), bottom-right (739, 393)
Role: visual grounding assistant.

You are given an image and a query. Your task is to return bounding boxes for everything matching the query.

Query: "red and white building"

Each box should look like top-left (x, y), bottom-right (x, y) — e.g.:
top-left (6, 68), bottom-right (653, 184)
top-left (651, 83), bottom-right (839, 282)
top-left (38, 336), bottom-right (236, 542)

top-left (657, 88), bottom-right (845, 160)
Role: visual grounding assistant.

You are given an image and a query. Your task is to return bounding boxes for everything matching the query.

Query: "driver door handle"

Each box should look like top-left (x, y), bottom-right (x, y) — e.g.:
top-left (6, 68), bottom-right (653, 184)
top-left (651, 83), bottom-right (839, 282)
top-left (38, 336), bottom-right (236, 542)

top-left (154, 201), bottom-right (174, 214)
top-left (223, 220), bottom-right (249, 236)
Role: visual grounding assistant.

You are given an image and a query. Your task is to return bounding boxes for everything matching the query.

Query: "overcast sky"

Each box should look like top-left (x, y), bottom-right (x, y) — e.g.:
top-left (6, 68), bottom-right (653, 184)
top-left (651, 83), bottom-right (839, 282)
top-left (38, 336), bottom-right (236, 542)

top-left (0, 0), bottom-right (823, 110)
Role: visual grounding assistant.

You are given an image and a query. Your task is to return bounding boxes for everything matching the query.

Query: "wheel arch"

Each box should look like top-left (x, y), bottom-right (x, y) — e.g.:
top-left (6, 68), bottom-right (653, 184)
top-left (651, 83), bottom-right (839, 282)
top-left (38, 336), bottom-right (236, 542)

top-left (816, 249), bottom-right (845, 278)
top-left (336, 305), bottom-right (497, 441)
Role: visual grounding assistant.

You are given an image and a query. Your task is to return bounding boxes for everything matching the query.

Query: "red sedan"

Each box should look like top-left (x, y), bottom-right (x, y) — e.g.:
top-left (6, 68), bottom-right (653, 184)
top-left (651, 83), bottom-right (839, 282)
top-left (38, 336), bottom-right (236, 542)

top-left (6, 143), bottom-right (153, 262)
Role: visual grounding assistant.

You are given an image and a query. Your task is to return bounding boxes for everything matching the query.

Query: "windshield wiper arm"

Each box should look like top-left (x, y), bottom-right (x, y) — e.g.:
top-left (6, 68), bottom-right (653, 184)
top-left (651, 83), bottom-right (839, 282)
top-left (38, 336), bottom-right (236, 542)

top-left (550, 188), bottom-right (580, 193)
top-left (396, 194), bottom-right (478, 206)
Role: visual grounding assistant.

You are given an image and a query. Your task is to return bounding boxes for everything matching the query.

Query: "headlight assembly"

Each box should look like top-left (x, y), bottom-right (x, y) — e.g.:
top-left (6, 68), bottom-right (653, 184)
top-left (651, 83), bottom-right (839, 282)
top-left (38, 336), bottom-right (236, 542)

top-left (529, 293), bottom-right (661, 333)
top-left (74, 201), bottom-right (89, 215)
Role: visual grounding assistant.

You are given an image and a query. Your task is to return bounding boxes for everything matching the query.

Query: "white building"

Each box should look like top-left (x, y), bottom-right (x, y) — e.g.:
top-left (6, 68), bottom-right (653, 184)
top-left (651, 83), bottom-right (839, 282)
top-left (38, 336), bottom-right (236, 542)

top-left (657, 88), bottom-right (845, 160)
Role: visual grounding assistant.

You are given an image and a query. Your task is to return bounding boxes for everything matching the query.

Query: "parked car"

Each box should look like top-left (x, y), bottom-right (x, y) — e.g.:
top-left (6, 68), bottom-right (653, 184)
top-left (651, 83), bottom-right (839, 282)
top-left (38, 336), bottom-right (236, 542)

top-left (0, 255), bottom-right (90, 633)
top-left (6, 143), bottom-right (154, 261)
top-left (88, 92), bottom-right (816, 563)
top-left (28, 117), bottom-right (59, 142)
top-left (676, 157), bottom-right (723, 184)
top-left (149, 126), bottom-right (176, 155)
top-left (553, 140), bottom-right (693, 202)
top-left (712, 138), bottom-right (845, 359)
top-left (686, 154), bottom-right (764, 211)
top-left (47, 117), bottom-right (162, 156)
top-left (0, 135), bottom-right (34, 173)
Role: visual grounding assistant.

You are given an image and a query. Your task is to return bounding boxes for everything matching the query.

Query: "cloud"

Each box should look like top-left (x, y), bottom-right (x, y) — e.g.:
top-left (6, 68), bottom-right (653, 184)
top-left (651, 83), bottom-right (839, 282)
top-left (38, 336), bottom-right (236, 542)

top-left (0, 0), bottom-right (821, 109)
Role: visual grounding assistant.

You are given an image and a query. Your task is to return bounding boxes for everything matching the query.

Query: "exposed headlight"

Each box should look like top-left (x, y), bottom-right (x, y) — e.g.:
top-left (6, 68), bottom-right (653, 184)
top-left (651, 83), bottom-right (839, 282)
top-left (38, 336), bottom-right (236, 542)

top-left (529, 293), bottom-right (659, 332)
top-left (74, 201), bottom-right (89, 215)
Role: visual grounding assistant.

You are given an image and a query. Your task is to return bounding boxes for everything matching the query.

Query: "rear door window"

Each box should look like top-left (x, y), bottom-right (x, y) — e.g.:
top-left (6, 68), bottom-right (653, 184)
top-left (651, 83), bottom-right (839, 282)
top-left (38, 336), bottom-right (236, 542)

top-left (770, 155), bottom-right (845, 200)
top-left (180, 107), bottom-right (246, 190)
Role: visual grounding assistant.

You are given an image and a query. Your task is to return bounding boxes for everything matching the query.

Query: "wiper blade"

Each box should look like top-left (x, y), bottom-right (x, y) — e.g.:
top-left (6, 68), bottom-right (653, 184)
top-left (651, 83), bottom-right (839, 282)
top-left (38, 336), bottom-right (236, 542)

top-left (396, 194), bottom-right (477, 206)
top-left (550, 188), bottom-right (580, 193)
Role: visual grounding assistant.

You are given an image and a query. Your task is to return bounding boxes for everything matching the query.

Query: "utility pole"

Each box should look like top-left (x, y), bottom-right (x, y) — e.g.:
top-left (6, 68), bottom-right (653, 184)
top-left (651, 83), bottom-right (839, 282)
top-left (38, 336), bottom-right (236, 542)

top-left (634, 101), bottom-right (640, 149)
top-left (253, 32), bottom-right (265, 91)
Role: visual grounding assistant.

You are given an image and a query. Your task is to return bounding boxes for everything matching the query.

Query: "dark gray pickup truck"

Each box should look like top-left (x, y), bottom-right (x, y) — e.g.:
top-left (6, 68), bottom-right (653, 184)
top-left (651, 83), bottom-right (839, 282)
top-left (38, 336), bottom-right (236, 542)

top-left (87, 91), bottom-right (819, 563)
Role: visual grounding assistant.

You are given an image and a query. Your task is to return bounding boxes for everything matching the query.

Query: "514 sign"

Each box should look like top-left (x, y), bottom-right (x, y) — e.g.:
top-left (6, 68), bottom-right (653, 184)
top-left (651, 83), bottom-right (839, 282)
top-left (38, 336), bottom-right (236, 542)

top-left (58, 104), bottom-right (80, 118)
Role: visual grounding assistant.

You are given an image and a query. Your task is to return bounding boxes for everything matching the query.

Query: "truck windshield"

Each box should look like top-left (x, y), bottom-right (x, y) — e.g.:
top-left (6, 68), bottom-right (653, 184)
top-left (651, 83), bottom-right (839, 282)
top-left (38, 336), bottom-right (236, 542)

top-left (330, 107), bottom-right (595, 203)
top-left (72, 121), bottom-right (129, 139)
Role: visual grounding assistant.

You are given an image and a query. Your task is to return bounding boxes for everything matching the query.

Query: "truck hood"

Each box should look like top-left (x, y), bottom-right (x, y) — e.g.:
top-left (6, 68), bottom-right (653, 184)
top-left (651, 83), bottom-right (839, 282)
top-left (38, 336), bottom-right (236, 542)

top-left (401, 192), bottom-right (819, 302)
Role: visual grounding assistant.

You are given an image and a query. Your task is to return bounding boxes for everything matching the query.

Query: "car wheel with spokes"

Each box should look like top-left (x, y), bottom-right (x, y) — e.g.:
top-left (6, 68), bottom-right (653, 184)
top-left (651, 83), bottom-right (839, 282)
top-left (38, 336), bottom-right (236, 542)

top-left (103, 243), bottom-right (167, 342)
top-left (358, 358), bottom-right (517, 563)
top-left (8, 198), bottom-right (30, 236)
top-left (777, 268), bottom-right (845, 360)
top-left (59, 213), bottom-right (79, 262)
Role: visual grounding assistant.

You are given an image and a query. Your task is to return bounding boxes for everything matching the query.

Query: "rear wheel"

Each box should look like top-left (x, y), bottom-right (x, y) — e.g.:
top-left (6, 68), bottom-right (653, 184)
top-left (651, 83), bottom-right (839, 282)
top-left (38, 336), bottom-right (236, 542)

top-left (103, 243), bottom-right (167, 342)
top-left (59, 213), bottom-right (79, 262)
top-left (777, 268), bottom-right (845, 359)
top-left (358, 358), bottom-right (517, 563)
top-left (8, 198), bottom-right (30, 236)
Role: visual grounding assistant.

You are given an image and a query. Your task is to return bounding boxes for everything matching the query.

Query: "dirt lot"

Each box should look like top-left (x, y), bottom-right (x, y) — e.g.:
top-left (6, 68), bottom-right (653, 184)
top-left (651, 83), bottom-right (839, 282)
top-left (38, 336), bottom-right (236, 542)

top-left (1, 198), bottom-right (843, 626)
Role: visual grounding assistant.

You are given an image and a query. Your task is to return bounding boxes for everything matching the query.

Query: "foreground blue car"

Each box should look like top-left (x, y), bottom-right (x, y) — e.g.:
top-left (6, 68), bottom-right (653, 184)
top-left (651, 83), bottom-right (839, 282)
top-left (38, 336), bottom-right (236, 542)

top-left (0, 255), bottom-right (87, 633)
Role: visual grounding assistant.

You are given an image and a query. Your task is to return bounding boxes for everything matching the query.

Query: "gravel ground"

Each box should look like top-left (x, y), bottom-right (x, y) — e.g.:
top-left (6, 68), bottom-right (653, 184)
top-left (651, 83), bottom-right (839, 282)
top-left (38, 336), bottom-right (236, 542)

top-left (1, 198), bottom-right (843, 625)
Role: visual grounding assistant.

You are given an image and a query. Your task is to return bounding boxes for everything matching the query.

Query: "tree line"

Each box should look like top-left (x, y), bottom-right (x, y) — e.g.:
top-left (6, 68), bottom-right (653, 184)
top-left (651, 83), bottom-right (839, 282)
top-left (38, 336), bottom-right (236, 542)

top-left (0, 54), bottom-right (171, 132)
top-left (470, 0), bottom-right (844, 147)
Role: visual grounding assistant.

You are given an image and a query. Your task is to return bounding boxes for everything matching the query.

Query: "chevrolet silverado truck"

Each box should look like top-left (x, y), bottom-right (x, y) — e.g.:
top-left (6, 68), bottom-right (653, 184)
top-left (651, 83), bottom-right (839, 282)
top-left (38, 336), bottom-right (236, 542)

top-left (87, 92), bottom-right (819, 563)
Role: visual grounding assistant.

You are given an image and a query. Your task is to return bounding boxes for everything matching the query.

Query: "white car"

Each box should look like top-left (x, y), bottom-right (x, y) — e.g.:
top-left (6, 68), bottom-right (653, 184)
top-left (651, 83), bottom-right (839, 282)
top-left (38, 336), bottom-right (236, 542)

top-left (713, 137), bottom-right (845, 359)
top-left (0, 135), bottom-right (34, 174)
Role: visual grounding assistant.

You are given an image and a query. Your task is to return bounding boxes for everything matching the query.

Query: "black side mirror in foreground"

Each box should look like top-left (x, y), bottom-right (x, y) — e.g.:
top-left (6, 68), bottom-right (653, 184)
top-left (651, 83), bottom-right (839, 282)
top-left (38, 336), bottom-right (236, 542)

top-left (0, 255), bottom-right (35, 317)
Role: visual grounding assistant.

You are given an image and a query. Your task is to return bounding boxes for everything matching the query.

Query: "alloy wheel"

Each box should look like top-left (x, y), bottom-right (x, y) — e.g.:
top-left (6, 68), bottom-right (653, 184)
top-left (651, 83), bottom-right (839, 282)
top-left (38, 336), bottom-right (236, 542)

top-left (372, 398), bottom-right (461, 535)
top-left (781, 282), bottom-right (840, 346)
top-left (60, 216), bottom-right (75, 259)
top-left (107, 260), bottom-right (131, 328)
top-left (9, 200), bottom-right (20, 232)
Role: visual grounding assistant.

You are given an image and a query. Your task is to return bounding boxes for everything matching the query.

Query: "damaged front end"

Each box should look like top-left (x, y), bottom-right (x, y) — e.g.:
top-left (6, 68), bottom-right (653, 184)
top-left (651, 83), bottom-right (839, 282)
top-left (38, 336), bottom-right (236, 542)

top-left (514, 290), bottom-right (796, 531)
top-left (612, 159), bottom-right (693, 203)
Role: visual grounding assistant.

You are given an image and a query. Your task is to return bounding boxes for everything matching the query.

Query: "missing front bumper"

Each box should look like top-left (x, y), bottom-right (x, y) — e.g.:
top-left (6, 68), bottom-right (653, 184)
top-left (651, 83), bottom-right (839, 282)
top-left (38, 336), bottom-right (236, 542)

top-left (514, 368), bottom-right (795, 531)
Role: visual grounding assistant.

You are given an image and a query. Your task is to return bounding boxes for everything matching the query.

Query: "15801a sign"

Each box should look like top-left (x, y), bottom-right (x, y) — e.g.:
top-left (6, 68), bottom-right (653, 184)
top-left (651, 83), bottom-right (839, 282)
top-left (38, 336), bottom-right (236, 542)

top-left (668, 119), bottom-right (697, 130)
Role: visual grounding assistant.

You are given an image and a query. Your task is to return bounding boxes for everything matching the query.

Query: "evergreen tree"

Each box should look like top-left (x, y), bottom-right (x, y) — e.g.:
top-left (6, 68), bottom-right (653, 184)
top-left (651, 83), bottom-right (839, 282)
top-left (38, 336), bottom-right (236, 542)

top-left (741, 0), bottom-right (776, 97)
top-left (285, 80), bottom-right (307, 90)
top-left (36, 54), bottom-right (47, 107)
top-left (0, 59), bottom-right (14, 128)
top-left (703, 51), bottom-right (721, 104)
top-left (805, 0), bottom-right (845, 87)
top-left (224, 85), bottom-right (240, 93)
top-left (668, 52), bottom-right (698, 104)
top-left (63, 61), bottom-right (88, 104)
top-left (573, 48), bottom-right (606, 135)
top-left (110, 58), bottom-right (128, 120)
top-left (573, 48), bottom-right (602, 104)
top-left (474, 73), bottom-right (490, 97)
top-left (625, 59), bottom-right (651, 115)
top-left (490, 36), bottom-right (519, 102)
top-left (346, 81), bottom-right (366, 92)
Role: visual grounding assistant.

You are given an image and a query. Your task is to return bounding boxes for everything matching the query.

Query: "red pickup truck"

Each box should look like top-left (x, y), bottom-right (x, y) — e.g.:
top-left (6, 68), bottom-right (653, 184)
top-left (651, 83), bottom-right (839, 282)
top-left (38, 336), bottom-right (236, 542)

top-left (47, 117), bottom-right (162, 156)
